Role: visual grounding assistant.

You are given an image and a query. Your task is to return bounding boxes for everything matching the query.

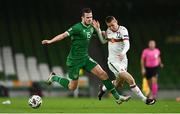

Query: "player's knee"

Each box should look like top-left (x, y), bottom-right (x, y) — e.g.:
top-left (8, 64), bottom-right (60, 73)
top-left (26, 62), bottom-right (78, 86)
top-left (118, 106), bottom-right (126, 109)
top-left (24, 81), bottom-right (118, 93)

top-left (68, 81), bottom-right (78, 91)
top-left (69, 85), bottom-right (77, 91)
top-left (128, 78), bottom-right (135, 85)
top-left (152, 77), bottom-right (157, 84)
top-left (117, 83), bottom-right (124, 89)
top-left (123, 73), bottom-right (135, 85)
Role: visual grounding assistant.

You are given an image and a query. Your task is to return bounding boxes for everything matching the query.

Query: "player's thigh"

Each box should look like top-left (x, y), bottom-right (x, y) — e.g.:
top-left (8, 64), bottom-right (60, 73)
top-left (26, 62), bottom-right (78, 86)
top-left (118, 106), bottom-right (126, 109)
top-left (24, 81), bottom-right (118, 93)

top-left (115, 77), bottom-right (125, 88)
top-left (108, 61), bottom-right (136, 85)
top-left (91, 65), bottom-right (108, 80)
top-left (120, 72), bottom-right (135, 85)
top-left (68, 65), bottom-right (80, 80)
top-left (67, 66), bottom-right (81, 90)
top-left (85, 58), bottom-right (108, 80)
top-left (84, 57), bottom-right (98, 72)
top-left (108, 61), bottom-right (127, 77)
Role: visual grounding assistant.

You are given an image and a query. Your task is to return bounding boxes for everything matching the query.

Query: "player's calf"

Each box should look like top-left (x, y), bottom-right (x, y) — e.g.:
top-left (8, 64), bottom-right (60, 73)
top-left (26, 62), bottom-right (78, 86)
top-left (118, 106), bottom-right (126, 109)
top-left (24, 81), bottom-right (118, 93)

top-left (47, 72), bottom-right (70, 89)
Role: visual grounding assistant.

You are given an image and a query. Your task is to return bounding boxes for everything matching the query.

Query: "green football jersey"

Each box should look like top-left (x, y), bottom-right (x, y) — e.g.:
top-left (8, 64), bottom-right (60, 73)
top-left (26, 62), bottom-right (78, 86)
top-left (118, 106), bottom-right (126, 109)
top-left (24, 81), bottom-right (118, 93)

top-left (66, 22), bottom-right (96, 65)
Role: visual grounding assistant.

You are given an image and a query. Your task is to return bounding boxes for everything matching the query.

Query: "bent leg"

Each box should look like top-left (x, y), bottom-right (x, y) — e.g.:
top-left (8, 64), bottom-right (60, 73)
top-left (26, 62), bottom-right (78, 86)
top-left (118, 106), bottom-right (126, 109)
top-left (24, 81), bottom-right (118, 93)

top-left (101, 78), bottom-right (125, 92)
top-left (91, 65), bottom-right (120, 100)
top-left (119, 72), bottom-right (146, 102)
top-left (51, 74), bottom-right (79, 91)
top-left (119, 72), bottom-right (136, 86)
top-left (115, 77), bottom-right (125, 90)
top-left (51, 75), bottom-right (70, 89)
top-left (51, 65), bottom-right (80, 91)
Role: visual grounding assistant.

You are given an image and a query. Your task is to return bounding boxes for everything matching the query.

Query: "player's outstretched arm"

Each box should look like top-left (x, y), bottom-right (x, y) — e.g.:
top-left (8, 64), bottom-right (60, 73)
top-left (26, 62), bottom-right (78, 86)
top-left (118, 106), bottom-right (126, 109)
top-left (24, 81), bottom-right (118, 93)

top-left (42, 32), bottom-right (68, 45)
top-left (97, 29), bottom-right (108, 44)
top-left (92, 20), bottom-right (107, 44)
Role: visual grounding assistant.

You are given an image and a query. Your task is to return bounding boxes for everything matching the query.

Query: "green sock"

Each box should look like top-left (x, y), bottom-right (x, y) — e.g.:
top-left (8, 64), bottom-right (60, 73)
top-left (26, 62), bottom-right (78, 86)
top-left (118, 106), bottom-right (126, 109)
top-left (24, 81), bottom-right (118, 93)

top-left (52, 75), bottom-right (70, 89)
top-left (102, 79), bottom-right (119, 100)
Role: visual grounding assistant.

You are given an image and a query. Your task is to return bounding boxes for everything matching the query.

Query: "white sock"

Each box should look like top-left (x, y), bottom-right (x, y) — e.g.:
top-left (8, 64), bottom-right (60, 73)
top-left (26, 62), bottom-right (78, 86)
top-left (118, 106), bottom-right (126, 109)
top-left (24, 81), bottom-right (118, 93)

top-left (130, 85), bottom-right (147, 102)
top-left (102, 85), bottom-right (107, 91)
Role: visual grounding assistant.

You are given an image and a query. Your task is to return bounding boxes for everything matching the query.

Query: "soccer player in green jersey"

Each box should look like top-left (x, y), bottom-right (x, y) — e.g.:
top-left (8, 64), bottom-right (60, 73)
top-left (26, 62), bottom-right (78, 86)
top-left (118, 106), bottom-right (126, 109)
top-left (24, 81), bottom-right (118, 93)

top-left (41, 8), bottom-right (130, 104)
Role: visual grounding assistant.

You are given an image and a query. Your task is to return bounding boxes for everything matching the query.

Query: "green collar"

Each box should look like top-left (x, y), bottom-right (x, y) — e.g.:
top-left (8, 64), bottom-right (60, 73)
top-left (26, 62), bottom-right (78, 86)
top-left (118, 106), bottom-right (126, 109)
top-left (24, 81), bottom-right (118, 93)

top-left (81, 22), bottom-right (91, 28)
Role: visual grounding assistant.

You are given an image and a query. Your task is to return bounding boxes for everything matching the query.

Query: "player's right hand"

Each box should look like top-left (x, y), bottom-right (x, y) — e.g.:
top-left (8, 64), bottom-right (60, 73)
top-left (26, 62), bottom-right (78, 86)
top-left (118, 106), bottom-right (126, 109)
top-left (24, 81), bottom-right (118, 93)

top-left (141, 68), bottom-right (146, 76)
top-left (42, 40), bottom-right (51, 45)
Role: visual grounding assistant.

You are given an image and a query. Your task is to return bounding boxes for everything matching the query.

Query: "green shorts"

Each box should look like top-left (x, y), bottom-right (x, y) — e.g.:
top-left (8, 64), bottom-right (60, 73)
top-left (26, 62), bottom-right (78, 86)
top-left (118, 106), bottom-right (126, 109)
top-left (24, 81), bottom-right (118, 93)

top-left (67, 57), bottom-right (97, 80)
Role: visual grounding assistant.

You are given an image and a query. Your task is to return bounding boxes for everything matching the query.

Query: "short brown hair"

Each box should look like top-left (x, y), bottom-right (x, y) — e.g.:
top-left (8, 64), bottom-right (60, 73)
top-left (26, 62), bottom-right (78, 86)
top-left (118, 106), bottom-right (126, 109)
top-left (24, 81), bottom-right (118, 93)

top-left (81, 8), bottom-right (92, 16)
top-left (105, 16), bottom-right (116, 23)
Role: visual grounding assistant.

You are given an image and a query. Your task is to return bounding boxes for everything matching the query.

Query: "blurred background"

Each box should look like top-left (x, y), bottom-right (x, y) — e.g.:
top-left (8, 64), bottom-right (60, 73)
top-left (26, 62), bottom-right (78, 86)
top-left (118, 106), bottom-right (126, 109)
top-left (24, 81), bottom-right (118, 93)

top-left (0, 0), bottom-right (179, 99)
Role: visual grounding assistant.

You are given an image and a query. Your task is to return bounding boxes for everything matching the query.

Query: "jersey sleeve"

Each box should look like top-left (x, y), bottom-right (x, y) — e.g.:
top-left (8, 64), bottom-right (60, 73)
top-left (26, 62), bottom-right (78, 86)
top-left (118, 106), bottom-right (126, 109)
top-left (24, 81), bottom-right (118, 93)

top-left (121, 26), bottom-right (129, 40)
top-left (67, 24), bottom-right (79, 36)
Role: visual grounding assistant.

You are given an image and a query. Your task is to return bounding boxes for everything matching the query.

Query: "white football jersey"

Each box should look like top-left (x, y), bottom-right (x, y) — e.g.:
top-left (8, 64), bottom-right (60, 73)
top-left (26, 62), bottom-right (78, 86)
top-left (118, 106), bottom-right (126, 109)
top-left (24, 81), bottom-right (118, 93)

top-left (106, 26), bottom-right (129, 62)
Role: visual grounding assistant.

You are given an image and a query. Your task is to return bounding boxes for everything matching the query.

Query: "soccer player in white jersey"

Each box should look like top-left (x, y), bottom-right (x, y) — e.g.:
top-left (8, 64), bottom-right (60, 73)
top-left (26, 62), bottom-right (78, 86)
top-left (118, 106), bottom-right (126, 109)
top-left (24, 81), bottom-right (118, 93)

top-left (93, 16), bottom-right (156, 105)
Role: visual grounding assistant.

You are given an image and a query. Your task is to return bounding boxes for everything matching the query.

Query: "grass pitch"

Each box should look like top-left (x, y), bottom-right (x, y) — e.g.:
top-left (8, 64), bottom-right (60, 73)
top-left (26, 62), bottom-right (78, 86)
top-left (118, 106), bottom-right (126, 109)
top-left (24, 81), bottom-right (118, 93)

top-left (0, 97), bottom-right (180, 113)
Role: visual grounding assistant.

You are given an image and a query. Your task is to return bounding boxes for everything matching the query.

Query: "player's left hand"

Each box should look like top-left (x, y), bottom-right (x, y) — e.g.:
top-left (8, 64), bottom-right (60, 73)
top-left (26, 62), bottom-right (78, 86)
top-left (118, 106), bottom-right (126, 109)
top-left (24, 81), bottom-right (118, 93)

top-left (118, 53), bottom-right (125, 61)
top-left (92, 20), bottom-right (100, 30)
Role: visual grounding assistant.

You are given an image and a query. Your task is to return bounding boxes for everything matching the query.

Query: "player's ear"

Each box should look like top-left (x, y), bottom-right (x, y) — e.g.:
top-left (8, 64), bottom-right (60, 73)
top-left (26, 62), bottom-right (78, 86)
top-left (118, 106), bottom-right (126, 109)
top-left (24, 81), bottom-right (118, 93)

top-left (115, 19), bottom-right (118, 23)
top-left (81, 16), bottom-right (84, 20)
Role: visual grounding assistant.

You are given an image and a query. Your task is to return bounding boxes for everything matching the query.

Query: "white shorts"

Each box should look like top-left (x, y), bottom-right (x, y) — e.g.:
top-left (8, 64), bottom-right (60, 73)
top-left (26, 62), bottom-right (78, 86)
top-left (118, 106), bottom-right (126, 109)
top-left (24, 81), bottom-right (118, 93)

top-left (108, 59), bottom-right (128, 77)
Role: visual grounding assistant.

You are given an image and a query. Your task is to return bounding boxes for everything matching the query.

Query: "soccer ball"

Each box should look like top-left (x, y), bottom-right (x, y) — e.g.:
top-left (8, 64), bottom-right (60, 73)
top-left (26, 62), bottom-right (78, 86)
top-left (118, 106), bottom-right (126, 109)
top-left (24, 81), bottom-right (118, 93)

top-left (28, 95), bottom-right (42, 109)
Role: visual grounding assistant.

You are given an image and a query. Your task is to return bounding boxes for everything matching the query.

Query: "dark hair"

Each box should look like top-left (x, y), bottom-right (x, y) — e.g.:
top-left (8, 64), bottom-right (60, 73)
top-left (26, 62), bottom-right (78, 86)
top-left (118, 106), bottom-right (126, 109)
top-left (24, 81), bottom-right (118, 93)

top-left (105, 16), bottom-right (115, 23)
top-left (81, 8), bottom-right (92, 16)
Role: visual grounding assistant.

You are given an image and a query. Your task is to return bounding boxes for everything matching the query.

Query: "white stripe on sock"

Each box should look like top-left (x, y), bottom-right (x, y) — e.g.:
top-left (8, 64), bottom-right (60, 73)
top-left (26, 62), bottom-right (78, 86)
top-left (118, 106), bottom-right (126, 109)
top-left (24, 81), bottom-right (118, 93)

top-left (102, 85), bottom-right (107, 91)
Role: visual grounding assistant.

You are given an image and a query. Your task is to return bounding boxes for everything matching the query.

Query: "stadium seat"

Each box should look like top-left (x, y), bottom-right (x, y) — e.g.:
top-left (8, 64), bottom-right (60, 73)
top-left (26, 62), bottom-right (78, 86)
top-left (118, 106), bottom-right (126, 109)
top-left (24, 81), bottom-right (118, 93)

top-left (27, 57), bottom-right (41, 82)
top-left (15, 53), bottom-right (30, 82)
top-left (2, 47), bottom-right (16, 80)
top-left (39, 63), bottom-right (50, 81)
top-left (0, 48), bottom-right (4, 79)
top-left (52, 66), bottom-right (65, 76)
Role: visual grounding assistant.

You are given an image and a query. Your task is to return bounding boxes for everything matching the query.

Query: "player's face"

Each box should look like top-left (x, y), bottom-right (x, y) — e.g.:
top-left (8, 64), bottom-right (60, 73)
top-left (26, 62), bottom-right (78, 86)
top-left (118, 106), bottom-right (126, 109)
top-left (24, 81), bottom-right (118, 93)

top-left (82, 13), bottom-right (93, 25)
top-left (106, 20), bottom-right (119, 32)
top-left (149, 41), bottom-right (156, 49)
